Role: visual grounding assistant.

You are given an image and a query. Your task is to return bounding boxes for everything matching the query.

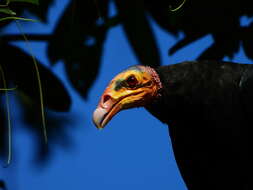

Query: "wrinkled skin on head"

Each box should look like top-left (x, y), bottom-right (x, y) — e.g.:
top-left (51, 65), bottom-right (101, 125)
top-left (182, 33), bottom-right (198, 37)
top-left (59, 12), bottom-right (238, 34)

top-left (93, 65), bottom-right (161, 129)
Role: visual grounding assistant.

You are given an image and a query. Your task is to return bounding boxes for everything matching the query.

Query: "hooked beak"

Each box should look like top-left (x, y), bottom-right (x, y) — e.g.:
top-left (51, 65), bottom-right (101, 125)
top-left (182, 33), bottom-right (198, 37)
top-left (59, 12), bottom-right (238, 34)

top-left (93, 92), bottom-right (122, 129)
top-left (92, 88), bottom-right (144, 129)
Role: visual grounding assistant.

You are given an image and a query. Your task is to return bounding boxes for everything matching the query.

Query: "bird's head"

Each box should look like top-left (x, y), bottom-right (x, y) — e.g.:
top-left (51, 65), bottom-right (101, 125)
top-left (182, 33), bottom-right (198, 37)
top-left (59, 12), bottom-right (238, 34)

top-left (93, 65), bottom-right (162, 129)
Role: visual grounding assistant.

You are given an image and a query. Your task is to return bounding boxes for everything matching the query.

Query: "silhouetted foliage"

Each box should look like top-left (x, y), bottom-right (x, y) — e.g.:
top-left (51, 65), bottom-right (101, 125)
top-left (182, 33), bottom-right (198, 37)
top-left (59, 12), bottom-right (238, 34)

top-left (115, 0), bottom-right (160, 68)
top-left (47, 0), bottom-right (109, 98)
top-left (0, 180), bottom-right (7, 190)
top-left (0, 0), bottom-right (253, 167)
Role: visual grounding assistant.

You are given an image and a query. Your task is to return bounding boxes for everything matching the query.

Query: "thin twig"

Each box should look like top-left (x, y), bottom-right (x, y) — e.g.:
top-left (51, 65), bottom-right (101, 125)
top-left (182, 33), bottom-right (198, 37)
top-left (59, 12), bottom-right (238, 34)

top-left (15, 20), bottom-right (48, 144)
top-left (0, 64), bottom-right (12, 167)
top-left (0, 17), bottom-right (36, 22)
top-left (169, 0), bottom-right (187, 12)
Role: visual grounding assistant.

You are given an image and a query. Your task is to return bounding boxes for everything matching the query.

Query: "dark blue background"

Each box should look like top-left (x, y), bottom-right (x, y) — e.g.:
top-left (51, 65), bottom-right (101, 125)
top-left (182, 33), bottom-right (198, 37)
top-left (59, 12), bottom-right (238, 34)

top-left (0, 1), bottom-right (251, 189)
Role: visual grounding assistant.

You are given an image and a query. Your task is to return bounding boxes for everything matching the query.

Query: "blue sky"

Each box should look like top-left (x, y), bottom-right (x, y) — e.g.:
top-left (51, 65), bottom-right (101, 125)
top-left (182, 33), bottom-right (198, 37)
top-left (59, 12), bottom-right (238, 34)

top-left (0, 1), bottom-right (252, 190)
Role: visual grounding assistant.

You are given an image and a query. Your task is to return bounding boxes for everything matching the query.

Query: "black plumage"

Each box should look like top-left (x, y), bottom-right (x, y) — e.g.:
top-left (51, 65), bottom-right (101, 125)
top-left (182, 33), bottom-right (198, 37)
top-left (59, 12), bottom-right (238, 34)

top-left (146, 61), bottom-right (250, 190)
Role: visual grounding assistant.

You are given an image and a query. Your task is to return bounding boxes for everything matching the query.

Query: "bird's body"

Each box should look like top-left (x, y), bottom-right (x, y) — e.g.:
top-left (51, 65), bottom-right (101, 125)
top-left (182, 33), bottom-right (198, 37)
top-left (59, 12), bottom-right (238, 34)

top-left (146, 61), bottom-right (250, 190)
top-left (93, 61), bottom-right (250, 190)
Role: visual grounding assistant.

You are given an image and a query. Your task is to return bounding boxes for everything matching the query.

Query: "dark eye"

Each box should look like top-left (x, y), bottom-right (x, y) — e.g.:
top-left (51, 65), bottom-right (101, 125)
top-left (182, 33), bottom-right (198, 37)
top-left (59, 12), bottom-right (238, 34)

top-left (126, 75), bottom-right (138, 88)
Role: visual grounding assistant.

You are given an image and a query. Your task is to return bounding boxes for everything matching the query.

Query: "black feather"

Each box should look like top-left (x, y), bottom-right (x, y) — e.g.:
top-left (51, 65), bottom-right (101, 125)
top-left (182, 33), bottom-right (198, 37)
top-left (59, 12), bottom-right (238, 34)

top-left (146, 60), bottom-right (250, 190)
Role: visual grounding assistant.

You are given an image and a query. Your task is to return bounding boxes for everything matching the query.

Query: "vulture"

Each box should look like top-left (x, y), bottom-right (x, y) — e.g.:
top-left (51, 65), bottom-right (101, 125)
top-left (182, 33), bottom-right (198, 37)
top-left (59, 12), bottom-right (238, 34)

top-left (93, 61), bottom-right (250, 190)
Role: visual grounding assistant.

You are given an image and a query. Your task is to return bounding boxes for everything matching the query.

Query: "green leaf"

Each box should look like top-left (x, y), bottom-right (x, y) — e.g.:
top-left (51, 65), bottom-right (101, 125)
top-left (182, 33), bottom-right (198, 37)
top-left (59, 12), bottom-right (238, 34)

top-left (9, 0), bottom-right (39, 5)
top-left (0, 16), bottom-right (36, 22)
top-left (0, 7), bottom-right (16, 15)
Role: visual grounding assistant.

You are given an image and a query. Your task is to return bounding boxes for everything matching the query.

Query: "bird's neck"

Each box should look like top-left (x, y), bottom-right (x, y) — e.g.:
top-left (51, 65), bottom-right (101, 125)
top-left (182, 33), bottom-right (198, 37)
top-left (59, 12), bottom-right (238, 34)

top-left (145, 63), bottom-right (199, 125)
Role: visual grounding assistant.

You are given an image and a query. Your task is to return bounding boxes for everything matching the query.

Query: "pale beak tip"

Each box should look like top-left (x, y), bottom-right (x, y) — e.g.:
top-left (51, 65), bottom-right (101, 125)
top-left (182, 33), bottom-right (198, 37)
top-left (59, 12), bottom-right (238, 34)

top-left (92, 107), bottom-right (107, 129)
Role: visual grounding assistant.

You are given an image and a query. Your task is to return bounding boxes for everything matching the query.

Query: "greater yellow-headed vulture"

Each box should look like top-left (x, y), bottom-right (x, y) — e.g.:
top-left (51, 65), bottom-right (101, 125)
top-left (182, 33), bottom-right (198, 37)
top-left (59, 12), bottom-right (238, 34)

top-left (93, 61), bottom-right (250, 190)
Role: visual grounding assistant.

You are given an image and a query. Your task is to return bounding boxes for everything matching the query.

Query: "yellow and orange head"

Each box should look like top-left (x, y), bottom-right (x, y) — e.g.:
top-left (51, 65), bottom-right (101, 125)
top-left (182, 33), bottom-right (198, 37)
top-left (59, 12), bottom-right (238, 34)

top-left (93, 65), bottom-right (162, 129)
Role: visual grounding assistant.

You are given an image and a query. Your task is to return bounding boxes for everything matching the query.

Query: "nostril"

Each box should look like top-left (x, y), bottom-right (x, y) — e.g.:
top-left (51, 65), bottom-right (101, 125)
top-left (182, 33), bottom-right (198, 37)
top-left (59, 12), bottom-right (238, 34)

top-left (102, 94), bottom-right (111, 104)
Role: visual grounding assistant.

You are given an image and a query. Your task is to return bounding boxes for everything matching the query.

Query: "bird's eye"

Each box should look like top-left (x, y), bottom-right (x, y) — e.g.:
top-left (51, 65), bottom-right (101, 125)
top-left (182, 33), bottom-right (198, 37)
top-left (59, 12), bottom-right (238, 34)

top-left (126, 75), bottom-right (138, 88)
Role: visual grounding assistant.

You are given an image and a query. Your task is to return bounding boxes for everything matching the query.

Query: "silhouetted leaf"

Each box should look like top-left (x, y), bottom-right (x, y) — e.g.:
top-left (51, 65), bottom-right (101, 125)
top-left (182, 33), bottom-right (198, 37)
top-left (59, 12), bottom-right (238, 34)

top-left (144, 0), bottom-right (180, 36)
top-left (0, 180), bottom-right (7, 190)
top-left (8, 0), bottom-right (54, 22)
top-left (25, 0), bottom-right (52, 22)
top-left (47, 0), bottom-right (109, 98)
top-left (198, 30), bottom-right (240, 60)
top-left (242, 23), bottom-right (253, 60)
top-left (1, 43), bottom-right (71, 111)
top-left (115, 0), bottom-right (160, 67)
top-left (197, 43), bottom-right (226, 60)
